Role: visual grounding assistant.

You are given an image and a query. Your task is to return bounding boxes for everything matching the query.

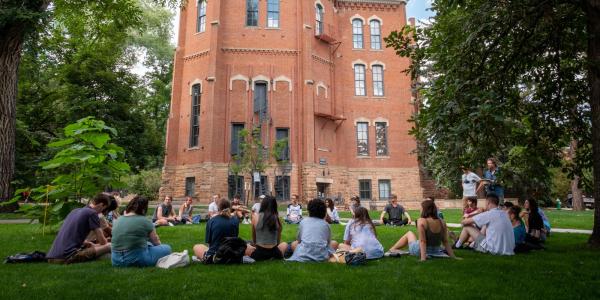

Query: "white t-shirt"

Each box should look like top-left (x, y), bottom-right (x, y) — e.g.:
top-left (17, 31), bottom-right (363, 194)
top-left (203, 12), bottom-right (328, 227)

top-left (251, 203), bottom-right (261, 213)
top-left (208, 201), bottom-right (218, 218)
top-left (462, 172), bottom-right (481, 197)
top-left (343, 220), bottom-right (384, 259)
top-left (287, 204), bottom-right (302, 220)
top-left (473, 208), bottom-right (515, 255)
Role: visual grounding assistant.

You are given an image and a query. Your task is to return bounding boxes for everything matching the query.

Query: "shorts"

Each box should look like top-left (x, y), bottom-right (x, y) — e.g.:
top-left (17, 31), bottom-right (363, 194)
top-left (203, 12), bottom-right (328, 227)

top-left (472, 234), bottom-right (487, 253)
top-left (250, 245), bottom-right (283, 261)
top-left (48, 247), bottom-right (97, 264)
top-left (384, 218), bottom-right (408, 226)
top-left (408, 241), bottom-right (444, 257)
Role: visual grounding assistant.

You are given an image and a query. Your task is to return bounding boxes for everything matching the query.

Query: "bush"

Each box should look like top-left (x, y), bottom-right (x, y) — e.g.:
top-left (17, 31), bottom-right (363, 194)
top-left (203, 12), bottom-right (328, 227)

top-left (124, 169), bottom-right (162, 201)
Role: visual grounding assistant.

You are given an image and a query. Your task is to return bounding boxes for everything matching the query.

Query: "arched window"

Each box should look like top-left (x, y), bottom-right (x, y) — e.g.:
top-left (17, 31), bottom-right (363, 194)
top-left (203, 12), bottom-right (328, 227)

top-left (352, 19), bottom-right (363, 49)
top-left (267, 0), bottom-right (280, 28)
top-left (372, 64), bottom-right (384, 96)
top-left (246, 0), bottom-right (259, 26)
top-left (197, 0), bottom-right (207, 33)
top-left (189, 84), bottom-right (201, 147)
top-left (354, 64), bottom-right (366, 96)
top-left (370, 20), bottom-right (381, 49)
top-left (315, 4), bottom-right (324, 35)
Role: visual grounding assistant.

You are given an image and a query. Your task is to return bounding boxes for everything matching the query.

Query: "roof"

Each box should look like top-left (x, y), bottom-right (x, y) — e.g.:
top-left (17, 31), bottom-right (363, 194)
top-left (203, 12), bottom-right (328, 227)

top-left (336, 0), bottom-right (407, 5)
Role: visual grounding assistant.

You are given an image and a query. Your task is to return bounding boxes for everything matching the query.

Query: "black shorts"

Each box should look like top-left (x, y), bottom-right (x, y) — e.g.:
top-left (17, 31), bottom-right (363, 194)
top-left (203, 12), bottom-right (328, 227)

top-left (250, 245), bottom-right (283, 261)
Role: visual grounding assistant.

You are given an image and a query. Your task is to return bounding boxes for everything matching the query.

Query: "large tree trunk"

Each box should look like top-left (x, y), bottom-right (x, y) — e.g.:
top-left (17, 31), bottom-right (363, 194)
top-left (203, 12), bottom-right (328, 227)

top-left (0, 23), bottom-right (25, 213)
top-left (569, 140), bottom-right (585, 211)
top-left (586, 0), bottom-right (600, 247)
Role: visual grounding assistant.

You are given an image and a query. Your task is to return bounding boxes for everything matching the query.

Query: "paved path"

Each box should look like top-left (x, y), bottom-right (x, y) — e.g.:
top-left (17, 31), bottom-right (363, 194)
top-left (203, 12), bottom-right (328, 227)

top-left (0, 218), bottom-right (593, 234)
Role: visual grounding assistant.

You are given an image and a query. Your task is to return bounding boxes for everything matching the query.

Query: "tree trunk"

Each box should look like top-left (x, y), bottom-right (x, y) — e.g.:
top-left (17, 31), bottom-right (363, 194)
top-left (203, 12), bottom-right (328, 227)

top-left (0, 23), bottom-right (25, 213)
top-left (586, 0), bottom-right (600, 247)
top-left (569, 140), bottom-right (585, 211)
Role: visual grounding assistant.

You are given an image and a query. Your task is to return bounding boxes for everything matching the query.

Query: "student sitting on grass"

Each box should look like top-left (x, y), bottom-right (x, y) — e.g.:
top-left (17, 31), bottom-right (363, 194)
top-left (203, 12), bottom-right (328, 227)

top-left (455, 194), bottom-right (515, 255)
top-left (463, 197), bottom-right (483, 219)
top-left (507, 206), bottom-right (526, 246)
top-left (232, 195), bottom-right (251, 224)
top-left (349, 196), bottom-right (361, 217)
top-left (524, 199), bottom-right (546, 243)
top-left (152, 195), bottom-right (178, 226)
top-left (385, 200), bottom-right (458, 261)
top-left (111, 196), bottom-right (172, 267)
top-left (287, 199), bottom-right (339, 262)
top-left (207, 194), bottom-right (220, 219)
top-left (178, 196), bottom-right (194, 225)
top-left (193, 198), bottom-right (255, 264)
top-left (379, 194), bottom-right (412, 226)
top-left (285, 195), bottom-right (303, 224)
top-left (46, 193), bottom-right (112, 264)
top-left (246, 195), bottom-right (288, 261)
top-left (338, 207), bottom-right (383, 259)
top-left (86, 196), bottom-right (119, 243)
top-left (325, 198), bottom-right (340, 224)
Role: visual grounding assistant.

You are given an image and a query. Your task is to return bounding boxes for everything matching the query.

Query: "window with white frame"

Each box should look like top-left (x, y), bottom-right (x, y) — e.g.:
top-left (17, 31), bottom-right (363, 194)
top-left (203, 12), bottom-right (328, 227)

top-left (375, 122), bottom-right (388, 156)
top-left (352, 19), bottom-right (363, 48)
top-left (315, 4), bottom-right (324, 35)
top-left (372, 64), bottom-right (384, 96)
top-left (246, 0), bottom-right (259, 26)
top-left (356, 122), bottom-right (369, 156)
top-left (354, 64), bottom-right (366, 96)
top-left (267, 0), bottom-right (280, 28)
top-left (370, 20), bottom-right (381, 49)
top-left (197, 0), bottom-right (207, 32)
top-left (379, 179), bottom-right (391, 200)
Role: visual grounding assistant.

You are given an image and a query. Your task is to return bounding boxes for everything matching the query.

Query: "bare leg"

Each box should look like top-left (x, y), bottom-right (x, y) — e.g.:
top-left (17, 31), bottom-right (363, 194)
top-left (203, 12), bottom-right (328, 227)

top-left (330, 240), bottom-right (339, 250)
top-left (277, 242), bottom-right (289, 255)
top-left (457, 226), bottom-right (481, 246)
top-left (389, 231), bottom-right (417, 251)
top-left (193, 244), bottom-right (208, 258)
top-left (155, 219), bottom-right (168, 226)
top-left (337, 243), bottom-right (352, 251)
top-left (245, 244), bottom-right (256, 256)
top-left (93, 243), bottom-right (111, 257)
top-left (290, 240), bottom-right (300, 251)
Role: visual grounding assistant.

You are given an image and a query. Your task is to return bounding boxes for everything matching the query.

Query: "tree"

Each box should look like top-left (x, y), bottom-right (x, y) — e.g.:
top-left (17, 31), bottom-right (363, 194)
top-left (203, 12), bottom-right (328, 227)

top-left (385, 0), bottom-right (600, 245)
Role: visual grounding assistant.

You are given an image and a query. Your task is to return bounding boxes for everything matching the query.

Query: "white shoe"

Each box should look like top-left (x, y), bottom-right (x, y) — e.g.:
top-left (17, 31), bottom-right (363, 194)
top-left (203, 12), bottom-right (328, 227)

top-left (192, 255), bottom-right (201, 263)
top-left (242, 256), bottom-right (255, 264)
top-left (168, 222), bottom-right (174, 227)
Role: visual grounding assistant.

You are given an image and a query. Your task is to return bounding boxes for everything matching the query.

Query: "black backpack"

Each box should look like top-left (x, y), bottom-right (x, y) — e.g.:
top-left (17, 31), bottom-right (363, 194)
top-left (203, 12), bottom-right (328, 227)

top-left (213, 237), bottom-right (247, 264)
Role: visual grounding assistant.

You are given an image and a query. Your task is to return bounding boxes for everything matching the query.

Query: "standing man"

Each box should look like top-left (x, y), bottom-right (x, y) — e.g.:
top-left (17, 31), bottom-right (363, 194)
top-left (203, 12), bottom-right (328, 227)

top-left (478, 158), bottom-right (504, 205)
top-left (461, 166), bottom-right (481, 208)
top-left (379, 194), bottom-right (412, 226)
top-left (46, 193), bottom-right (113, 264)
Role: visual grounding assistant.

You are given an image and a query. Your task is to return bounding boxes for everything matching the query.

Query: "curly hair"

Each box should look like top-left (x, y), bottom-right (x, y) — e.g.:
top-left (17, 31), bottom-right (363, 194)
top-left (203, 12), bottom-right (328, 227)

top-left (125, 195), bottom-right (149, 216)
top-left (307, 198), bottom-right (327, 219)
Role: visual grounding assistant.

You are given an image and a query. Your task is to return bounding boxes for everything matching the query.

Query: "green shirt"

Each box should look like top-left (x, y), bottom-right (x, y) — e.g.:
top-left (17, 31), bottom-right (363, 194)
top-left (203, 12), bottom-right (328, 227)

top-left (111, 215), bottom-right (154, 251)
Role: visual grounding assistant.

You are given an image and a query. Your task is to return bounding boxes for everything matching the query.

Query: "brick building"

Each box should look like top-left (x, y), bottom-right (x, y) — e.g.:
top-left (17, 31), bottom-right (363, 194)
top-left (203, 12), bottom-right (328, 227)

top-left (161, 0), bottom-right (431, 205)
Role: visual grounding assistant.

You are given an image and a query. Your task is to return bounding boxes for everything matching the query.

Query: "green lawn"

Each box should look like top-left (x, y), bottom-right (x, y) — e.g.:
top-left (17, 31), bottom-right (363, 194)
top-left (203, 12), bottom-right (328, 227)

top-left (0, 224), bottom-right (599, 299)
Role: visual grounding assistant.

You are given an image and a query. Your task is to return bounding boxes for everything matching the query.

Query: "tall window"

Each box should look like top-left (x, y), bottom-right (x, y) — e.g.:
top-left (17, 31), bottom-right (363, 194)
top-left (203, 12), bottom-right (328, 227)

top-left (276, 128), bottom-right (289, 161)
top-left (196, 0), bottom-right (207, 32)
top-left (189, 84), bottom-right (201, 147)
top-left (275, 176), bottom-right (290, 201)
top-left (315, 4), bottom-right (324, 35)
top-left (254, 176), bottom-right (268, 198)
top-left (185, 177), bottom-right (196, 197)
top-left (246, 0), bottom-right (258, 26)
top-left (231, 123), bottom-right (245, 156)
top-left (379, 180), bottom-right (391, 200)
top-left (356, 122), bottom-right (369, 156)
top-left (354, 64), bottom-right (366, 96)
top-left (267, 0), bottom-right (280, 28)
top-left (372, 65), bottom-right (384, 96)
top-left (370, 20), bottom-right (381, 49)
top-left (375, 122), bottom-right (388, 156)
top-left (352, 19), bottom-right (363, 48)
top-left (359, 179), bottom-right (372, 200)
top-left (228, 175), bottom-right (244, 201)
top-left (254, 82), bottom-right (268, 120)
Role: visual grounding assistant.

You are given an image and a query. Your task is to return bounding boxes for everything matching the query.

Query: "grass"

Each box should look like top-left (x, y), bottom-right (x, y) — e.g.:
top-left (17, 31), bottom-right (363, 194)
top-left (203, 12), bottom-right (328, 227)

top-left (0, 223), bottom-right (599, 299)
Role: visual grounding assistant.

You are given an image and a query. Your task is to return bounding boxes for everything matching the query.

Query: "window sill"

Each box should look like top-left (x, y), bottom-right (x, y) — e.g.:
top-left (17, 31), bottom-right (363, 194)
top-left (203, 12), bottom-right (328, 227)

top-left (352, 48), bottom-right (365, 51)
top-left (245, 26), bottom-right (261, 29)
top-left (356, 156), bottom-right (371, 159)
top-left (186, 147), bottom-right (201, 152)
top-left (265, 27), bottom-right (280, 30)
top-left (353, 95), bottom-right (368, 98)
top-left (370, 49), bottom-right (384, 52)
top-left (376, 156), bottom-right (390, 159)
top-left (372, 96), bottom-right (386, 99)
top-left (194, 31), bottom-right (205, 35)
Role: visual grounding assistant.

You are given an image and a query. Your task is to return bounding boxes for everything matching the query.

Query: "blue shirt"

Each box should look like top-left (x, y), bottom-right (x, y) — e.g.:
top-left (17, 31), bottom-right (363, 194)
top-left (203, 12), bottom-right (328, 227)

top-left (513, 220), bottom-right (526, 245)
top-left (287, 217), bottom-right (332, 262)
top-left (205, 215), bottom-right (239, 256)
top-left (484, 168), bottom-right (504, 197)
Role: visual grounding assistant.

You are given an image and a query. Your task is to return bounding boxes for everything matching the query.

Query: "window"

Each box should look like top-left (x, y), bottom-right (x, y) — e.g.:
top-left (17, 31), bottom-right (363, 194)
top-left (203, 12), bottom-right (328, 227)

top-left (352, 19), bottom-right (363, 48)
top-left (359, 179), bottom-right (372, 200)
top-left (189, 84), bottom-right (201, 147)
top-left (275, 128), bottom-right (290, 161)
top-left (246, 0), bottom-right (258, 26)
top-left (197, 0), bottom-right (207, 32)
top-left (372, 65), bottom-right (384, 96)
top-left (315, 4), bottom-right (324, 35)
top-left (267, 0), bottom-right (280, 28)
top-left (370, 20), bottom-right (381, 49)
top-left (228, 175), bottom-right (244, 201)
top-left (379, 179), bottom-right (391, 201)
top-left (354, 64), bottom-right (366, 96)
top-left (356, 122), bottom-right (369, 156)
top-left (231, 123), bottom-right (245, 156)
top-left (185, 177), bottom-right (196, 197)
top-left (254, 175), bottom-right (268, 198)
top-left (254, 82), bottom-right (268, 120)
top-left (275, 176), bottom-right (290, 201)
top-left (375, 122), bottom-right (388, 156)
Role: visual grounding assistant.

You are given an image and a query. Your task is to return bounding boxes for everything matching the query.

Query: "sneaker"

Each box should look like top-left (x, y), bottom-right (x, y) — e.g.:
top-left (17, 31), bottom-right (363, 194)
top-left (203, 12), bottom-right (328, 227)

top-left (191, 255), bottom-right (201, 263)
top-left (384, 250), bottom-right (402, 257)
top-left (242, 256), bottom-right (255, 264)
top-left (168, 222), bottom-right (174, 227)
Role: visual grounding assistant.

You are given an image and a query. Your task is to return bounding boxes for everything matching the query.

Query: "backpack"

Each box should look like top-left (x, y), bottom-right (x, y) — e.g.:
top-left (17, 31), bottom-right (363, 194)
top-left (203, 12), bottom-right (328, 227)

top-left (213, 237), bottom-right (247, 264)
top-left (4, 251), bottom-right (47, 264)
top-left (345, 251), bottom-right (367, 266)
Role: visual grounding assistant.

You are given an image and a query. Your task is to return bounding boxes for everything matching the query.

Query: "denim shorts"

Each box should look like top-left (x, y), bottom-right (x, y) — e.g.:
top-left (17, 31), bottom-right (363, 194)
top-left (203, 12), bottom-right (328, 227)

top-left (408, 241), bottom-right (444, 257)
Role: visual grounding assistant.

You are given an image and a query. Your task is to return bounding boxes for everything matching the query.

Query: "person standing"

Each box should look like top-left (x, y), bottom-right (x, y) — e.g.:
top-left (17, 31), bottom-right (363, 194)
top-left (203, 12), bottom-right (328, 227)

top-left (478, 158), bottom-right (504, 204)
top-left (461, 166), bottom-right (481, 208)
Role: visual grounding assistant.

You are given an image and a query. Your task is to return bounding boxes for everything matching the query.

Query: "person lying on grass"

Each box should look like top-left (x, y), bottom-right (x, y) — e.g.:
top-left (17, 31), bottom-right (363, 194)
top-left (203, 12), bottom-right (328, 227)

top-left (337, 206), bottom-right (383, 260)
top-left (111, 196), bottom-right (172, 267)
top-left (385, 200), bottom-right (458, 261)
top-left (46, 193), bottom-right (113, 264)
top-left (246, 195), bottom-right (288, 261)
top-left (455, 194), bottom-right (515, 255)
top-left (193, 198), bottom-right (255, 264)
top-left (379, 194), bottom-right (412, 226)
top-left (287, 198), bottom-right (339, 262)
top-left (152, 195), bottom-right (178, 226)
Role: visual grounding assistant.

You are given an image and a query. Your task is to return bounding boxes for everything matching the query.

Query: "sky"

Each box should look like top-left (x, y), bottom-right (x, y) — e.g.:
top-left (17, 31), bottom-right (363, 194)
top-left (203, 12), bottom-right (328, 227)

top-left (406, 0), bottom-right (435, 21)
